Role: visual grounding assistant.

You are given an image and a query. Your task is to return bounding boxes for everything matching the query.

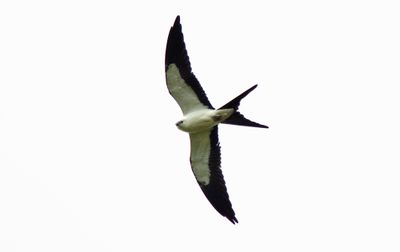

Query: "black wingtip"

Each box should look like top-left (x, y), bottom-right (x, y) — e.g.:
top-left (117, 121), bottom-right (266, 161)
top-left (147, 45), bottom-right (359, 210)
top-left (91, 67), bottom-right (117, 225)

top-left (172, 15), bottom-right (181, 28)
top-left (165, 16), bottom-right (184, 68)
top-left (175, 15), bottom-right (180, 24)
top-left (228, 216), bottom-right (239, 224)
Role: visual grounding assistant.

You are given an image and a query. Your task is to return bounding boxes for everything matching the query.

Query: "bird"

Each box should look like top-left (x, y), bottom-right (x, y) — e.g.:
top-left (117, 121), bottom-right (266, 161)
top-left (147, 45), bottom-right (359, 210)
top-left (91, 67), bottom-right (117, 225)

top-left (165, 15), bottom-right (268, 224)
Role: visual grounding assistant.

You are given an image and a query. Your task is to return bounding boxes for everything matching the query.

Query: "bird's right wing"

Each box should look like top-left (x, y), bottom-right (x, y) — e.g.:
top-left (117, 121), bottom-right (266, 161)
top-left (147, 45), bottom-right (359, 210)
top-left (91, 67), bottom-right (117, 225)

top-left (189, 127), bottom-right (238, 224)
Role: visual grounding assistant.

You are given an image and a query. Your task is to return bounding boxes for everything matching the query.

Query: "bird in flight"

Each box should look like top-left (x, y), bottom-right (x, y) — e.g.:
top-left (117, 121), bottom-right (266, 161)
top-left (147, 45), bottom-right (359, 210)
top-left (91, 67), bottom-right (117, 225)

top-left (165, 16), bottom-right (268, 224)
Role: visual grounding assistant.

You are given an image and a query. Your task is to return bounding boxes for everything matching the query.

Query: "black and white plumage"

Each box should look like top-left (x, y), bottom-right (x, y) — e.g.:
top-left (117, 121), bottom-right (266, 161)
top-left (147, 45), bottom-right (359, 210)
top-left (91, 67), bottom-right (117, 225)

top-left (165, 16), bottom-right (268, 224)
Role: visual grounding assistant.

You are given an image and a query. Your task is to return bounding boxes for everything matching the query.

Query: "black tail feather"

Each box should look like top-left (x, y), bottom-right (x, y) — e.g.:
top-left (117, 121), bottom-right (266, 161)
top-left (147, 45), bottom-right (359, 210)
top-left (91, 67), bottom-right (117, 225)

top-left (223, 111), bottom-right (268, 128)
top-left (219, 84), bottom-right (268, 128)
top-left (220, 85), bottom-right (258, 110)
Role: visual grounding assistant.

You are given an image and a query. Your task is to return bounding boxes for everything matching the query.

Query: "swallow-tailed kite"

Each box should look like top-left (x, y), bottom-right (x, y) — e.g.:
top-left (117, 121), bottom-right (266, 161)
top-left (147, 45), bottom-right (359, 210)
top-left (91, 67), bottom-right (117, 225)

top-left (165, 16), bottom-right (268, 224)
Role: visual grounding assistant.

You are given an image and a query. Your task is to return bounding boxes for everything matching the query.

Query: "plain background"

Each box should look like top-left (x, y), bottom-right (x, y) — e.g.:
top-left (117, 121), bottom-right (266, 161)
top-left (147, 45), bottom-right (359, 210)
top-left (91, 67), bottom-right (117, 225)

top-left (1, 0), bottom-right (399, 251)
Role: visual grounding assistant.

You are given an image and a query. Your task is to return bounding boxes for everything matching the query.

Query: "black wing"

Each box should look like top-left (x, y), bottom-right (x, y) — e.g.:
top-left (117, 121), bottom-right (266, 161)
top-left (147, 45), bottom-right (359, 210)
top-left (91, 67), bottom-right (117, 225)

top-left (189, 127), bottom-right (238, 224)
top-left (165, 16), bottom-right (214, 114)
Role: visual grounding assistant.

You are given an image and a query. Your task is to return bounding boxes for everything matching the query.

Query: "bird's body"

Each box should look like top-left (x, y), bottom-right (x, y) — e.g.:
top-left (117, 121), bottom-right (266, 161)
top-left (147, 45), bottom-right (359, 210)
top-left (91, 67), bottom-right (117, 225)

top-left (165, 16), bottom-right (268, 224)
top-left (176, 109), bottom-right (234, 133)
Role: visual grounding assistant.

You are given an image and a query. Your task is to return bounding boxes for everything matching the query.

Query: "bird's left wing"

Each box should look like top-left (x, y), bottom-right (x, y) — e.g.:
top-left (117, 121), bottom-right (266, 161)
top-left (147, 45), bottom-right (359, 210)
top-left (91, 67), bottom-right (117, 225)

top-left (165, 16), bottom-right (213, 115)
top-left (189, 127), bottom-right (238, 224)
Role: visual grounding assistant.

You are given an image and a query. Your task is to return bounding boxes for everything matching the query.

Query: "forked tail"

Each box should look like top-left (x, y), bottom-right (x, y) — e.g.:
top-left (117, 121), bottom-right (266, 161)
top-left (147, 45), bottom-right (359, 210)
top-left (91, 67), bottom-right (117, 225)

top-left (219, 85), bottom-right (268, 128)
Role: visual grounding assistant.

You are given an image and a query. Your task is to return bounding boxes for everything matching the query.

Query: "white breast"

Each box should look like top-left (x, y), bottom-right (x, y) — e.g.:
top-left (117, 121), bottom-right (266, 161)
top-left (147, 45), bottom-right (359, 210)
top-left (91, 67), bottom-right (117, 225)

top-left (176, 109), bottom-right (234, 133)
top-left (177, 109), bottom-right (215, 133)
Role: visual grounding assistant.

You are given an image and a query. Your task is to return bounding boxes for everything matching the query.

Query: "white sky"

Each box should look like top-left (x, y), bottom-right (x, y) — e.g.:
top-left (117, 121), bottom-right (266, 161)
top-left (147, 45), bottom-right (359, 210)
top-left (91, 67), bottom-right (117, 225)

top-left (1, 0), bottom-right (399, 251)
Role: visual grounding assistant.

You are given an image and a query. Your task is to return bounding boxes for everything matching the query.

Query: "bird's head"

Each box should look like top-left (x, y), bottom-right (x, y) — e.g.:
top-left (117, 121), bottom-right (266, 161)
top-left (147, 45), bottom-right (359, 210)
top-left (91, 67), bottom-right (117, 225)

top-left (175, 120), bottom-right (184, 130)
